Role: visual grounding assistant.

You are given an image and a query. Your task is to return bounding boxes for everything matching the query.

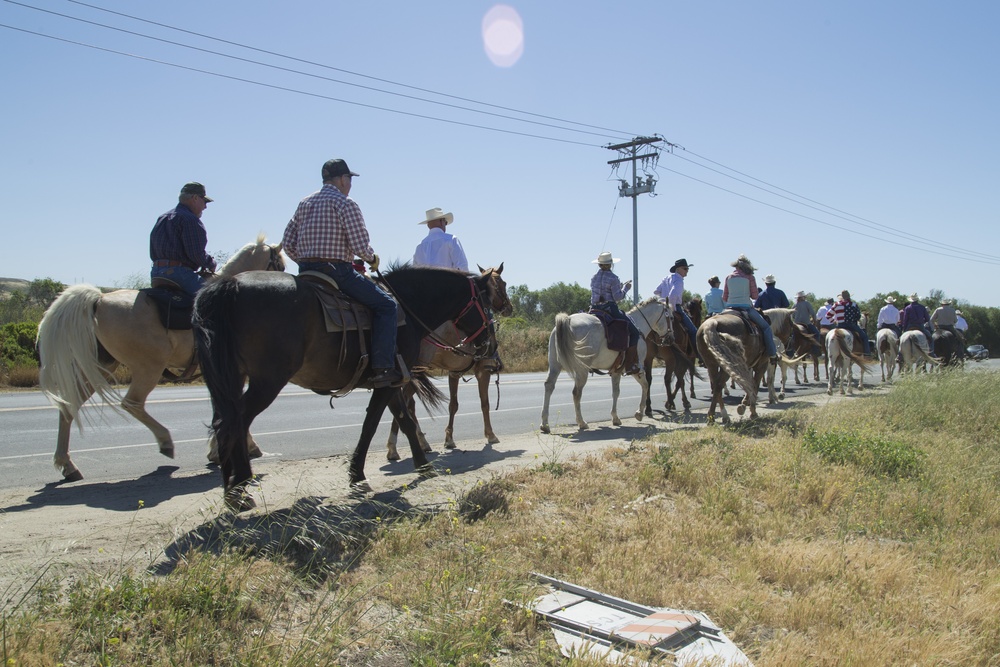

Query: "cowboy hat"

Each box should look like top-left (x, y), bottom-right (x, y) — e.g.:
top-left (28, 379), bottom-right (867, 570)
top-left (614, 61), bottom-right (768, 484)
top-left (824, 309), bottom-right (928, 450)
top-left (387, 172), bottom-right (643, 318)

top-left (796, 291), bottom-right (806, 298)
top-left (909, 293), bottom-right (919, 302)
top-left (669, 258), bottom-right (692, 273)
top-left (592, 251), bottom-right (620, 265)
top-left (884, 296), bottom-right (895, 303)
top-left (940, 298), bottom-right (952, 305)
top-left (764, 274), bottom-right (776, 284)
top-left (419, 207), bottom-right (454, 225)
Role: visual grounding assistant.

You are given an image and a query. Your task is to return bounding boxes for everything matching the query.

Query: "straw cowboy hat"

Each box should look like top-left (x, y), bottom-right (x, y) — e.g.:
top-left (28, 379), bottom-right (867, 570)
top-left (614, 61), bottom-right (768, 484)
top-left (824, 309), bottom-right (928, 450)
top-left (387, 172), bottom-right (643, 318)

top-left (796, 291), bottom-right (806, 298)
top-left (884, 296), bottom-right (896, 304)
top-left (940, 298), bottom-right (952, 305)
top-left (909, 293), bottom-right (920, 302)
top-left (669, 258), bottom-right (693, 273)
top-left (764, 274), bottom-right (776, 284)
top-left (419, 207), bottom-right (454, 225)
top-left (592, 251), bottom-right (620, 265)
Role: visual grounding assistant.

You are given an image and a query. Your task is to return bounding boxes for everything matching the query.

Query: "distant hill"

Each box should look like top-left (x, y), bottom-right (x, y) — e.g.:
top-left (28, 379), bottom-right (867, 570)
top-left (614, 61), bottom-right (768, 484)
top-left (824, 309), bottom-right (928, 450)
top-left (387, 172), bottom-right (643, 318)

top-left (0, 278), bottom-right (29, 294)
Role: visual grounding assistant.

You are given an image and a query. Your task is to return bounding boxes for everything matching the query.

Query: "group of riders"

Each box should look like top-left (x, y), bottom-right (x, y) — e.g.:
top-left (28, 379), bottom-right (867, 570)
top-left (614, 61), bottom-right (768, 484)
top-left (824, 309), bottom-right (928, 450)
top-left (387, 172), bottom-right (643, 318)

top-left (590, 250), bottom-right (969, 372)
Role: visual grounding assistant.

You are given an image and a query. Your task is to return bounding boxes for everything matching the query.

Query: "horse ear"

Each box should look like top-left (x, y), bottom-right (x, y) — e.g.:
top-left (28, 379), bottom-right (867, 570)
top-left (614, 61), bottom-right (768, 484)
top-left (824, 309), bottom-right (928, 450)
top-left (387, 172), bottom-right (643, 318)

top-left (274, 243), bottom-right (283, 252)
top-left (477, 264), bottom-right (485, 273)
top-left (496, 262), bottom-right (503, 274)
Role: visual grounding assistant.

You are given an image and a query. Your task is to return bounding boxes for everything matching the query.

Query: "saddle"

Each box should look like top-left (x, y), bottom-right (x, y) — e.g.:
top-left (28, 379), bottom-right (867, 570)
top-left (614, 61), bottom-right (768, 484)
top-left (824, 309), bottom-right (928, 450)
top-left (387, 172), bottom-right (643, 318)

top-left (588, 305), bottom-right (629, 352)
top-left (299, 271), bottom-right (406, 332)
top-left (143, 282), bottom-right (194, 330)
top-left (723, 307), bottom-right (770, 338)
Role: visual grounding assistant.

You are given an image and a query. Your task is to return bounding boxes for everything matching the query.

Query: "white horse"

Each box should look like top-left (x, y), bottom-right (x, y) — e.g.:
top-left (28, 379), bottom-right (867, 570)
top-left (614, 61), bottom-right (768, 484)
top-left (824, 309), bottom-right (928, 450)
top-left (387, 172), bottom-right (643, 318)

top-left (540, 299), bottom-right (671, 433)
top-left (899, 330), bottom-right (938, 374)
top-left (826, 329), bottom-right (872, 395)
top-left (876, 328), bottom-right (900, 382)
top-left (37, 235), bottom-right (284, 481)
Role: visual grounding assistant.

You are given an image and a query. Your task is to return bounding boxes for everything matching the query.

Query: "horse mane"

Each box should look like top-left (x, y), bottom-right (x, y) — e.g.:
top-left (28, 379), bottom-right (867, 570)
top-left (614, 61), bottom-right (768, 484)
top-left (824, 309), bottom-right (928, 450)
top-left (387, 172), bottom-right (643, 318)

top-left (221, 233), bottom-right (283, 274)
top-left (766, 307), bottom-right (794, 333)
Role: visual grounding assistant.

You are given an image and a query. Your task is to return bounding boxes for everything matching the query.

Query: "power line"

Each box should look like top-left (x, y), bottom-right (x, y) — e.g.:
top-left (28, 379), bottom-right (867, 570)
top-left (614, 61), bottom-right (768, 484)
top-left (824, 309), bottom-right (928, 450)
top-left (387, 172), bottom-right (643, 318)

top-left (3, 0), bottom-right (631, 142)
top-left (0, 22), bottom-right (604, 147)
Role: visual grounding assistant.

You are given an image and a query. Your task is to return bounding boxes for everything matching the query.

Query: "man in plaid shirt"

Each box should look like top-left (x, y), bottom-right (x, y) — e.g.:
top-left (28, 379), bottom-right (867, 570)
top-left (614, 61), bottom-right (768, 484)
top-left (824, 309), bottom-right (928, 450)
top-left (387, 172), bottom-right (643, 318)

top-left (282, 159), bottom-right (402, 388)
top-left (830, 290), bottom-right (870, 355)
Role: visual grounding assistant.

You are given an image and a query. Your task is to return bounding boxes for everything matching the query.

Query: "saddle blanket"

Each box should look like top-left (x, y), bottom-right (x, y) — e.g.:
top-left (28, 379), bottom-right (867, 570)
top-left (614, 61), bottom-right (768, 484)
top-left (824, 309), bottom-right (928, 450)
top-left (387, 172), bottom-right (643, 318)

top-left (588, 307), bottom-right (629, 352)
top-left (142, 287), bottom-right (194, 330)
top-left (300, 271), bottom-right (406, 332)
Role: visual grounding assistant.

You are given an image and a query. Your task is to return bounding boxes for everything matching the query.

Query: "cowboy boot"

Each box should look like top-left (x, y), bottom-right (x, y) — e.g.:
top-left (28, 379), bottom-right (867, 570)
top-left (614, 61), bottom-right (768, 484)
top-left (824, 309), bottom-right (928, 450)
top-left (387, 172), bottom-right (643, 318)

top-left (623, 345), bottom-right (641, 375)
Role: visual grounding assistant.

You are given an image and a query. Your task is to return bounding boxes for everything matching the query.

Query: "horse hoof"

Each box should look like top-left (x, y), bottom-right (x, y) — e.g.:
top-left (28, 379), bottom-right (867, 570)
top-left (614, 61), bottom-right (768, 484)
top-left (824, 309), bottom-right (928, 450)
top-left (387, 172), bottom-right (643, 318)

top-left (539, 425), bottom-right (550, 434)
top-left (445, 441), bottom-right (457, 450)
top-left (633, 412), bottom-right (644, 422)
top-left (778, 392), bottom-right (786, 400)
top-left (248, 446), bottom-right (264, 460)
top-left (386, 453), bottom-right (400, 462)
top-left (224, 488), bottom-right (256, 513)
top-left (487, 435), bottom-right (500, 445)
top-left (579, 422), bottom-right (590, 431)
top-left (349, 480), bottom-right (373, 497)
top-left (417, 463), bottom-right (438, 478)
top-left (63, 470), bottom-right (84, 483)
top-left (736, 405), bottom-right (746, 415)
top-left (159, 446), bottom-right (175, 460)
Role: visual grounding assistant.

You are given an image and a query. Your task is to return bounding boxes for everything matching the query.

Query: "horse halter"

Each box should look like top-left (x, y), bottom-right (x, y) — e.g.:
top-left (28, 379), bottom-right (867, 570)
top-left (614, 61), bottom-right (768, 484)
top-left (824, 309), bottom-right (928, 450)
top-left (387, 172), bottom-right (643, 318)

top-left (427, 277), bottom-right (498, 360)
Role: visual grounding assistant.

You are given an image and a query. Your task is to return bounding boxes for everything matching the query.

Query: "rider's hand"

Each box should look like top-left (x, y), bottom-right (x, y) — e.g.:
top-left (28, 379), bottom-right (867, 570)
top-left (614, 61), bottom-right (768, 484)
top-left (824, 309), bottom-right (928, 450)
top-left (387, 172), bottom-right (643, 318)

top-left (623, 280), bottom-right (632, 291)
top-left (368, 254), bottom-right (380, 273)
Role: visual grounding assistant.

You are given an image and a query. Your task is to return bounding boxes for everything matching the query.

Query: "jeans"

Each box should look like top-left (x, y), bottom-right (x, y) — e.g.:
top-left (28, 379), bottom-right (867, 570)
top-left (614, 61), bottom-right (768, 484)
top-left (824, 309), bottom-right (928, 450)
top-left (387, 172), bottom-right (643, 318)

top-left (837, 323), bottom-right (870, 354)
top-left (730, 306), bottom-right (777, 357)
top-left (151, 265), bottom-right (204, 298)
top-left (298, 261), bottom-right (398, 369)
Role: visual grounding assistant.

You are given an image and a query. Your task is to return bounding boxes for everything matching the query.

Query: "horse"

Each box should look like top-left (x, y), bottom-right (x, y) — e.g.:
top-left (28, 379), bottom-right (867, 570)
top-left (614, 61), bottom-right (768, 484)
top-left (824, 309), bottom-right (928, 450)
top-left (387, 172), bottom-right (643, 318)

top-left (36, 234), bottom-right (285, 482)
top-left (899, 330), bottom-right (938, 374)
top-left (763, 308), bottom-right (815, 400)
top-left (876, 328), bottom-right (900, 382)
top-left (825, 329), bottom-right (872, 395)
top-left (192, 266), bottom-right (499, 510)
top-left (643, 299), bottom-right (705, 415)
top-left (540, 299), bottom-right (671, 433)
top-left (385, 264), bottom-right (512, 461)
top-left (932, 330), bottom-right (963, 367)
top-left (695, 310), bottom-right (776, 424)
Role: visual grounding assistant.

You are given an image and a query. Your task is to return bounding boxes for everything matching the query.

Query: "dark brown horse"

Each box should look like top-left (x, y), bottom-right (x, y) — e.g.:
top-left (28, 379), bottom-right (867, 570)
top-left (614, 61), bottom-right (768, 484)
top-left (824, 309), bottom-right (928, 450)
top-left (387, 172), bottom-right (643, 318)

top-left (192, 266), bottom-right (498, 510)
top-left (385, 264), bottom-right (512, 460)
top-left (643, 299), bottom-right (702, 414)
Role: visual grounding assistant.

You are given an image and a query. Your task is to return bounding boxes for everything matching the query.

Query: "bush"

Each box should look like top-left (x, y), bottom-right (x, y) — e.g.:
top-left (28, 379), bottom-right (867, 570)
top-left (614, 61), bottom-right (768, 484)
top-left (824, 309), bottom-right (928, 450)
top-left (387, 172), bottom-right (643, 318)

top-left (0, 321), bottom-right (39, 369)
top-left (803, 426), bottom-right (926, 480)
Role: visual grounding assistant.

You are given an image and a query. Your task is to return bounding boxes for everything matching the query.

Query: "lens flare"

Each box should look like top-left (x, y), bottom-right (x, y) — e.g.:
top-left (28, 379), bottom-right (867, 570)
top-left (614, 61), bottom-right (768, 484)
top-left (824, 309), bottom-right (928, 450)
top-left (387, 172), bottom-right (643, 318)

top-left (482, 4), bottom-right (524, 67)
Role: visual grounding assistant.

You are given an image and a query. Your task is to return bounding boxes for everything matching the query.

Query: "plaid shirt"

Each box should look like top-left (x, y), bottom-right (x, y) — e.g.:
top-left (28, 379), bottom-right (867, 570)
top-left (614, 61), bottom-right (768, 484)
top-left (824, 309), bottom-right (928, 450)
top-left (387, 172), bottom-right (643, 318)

top-left (590, 269), bottom-right (629, 304)
top-left (282, 184), bottom-right (374, 263)
top-left (149, 203), bottom-right (216, 271)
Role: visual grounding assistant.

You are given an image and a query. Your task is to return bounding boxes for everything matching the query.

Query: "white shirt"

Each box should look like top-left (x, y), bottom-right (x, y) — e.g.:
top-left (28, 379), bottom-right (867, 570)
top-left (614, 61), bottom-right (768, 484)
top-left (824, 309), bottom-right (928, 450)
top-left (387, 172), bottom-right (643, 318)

top-left (877, 304), bottom-right (900, 327)
top-left (817, 304), bottom-right (836, 326)
top-left (653, 273), bottom-right (684, 306)
top-left (956, 315), bottom-right (968, 332)
top-left (413, 227), bottom-right (469, 272)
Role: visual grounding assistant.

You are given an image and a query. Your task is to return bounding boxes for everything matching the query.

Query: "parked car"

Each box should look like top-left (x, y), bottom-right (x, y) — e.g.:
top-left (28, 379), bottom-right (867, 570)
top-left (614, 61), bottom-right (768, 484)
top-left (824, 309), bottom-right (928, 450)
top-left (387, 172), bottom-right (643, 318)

top-left (967, 344), bottom-right (989, 361)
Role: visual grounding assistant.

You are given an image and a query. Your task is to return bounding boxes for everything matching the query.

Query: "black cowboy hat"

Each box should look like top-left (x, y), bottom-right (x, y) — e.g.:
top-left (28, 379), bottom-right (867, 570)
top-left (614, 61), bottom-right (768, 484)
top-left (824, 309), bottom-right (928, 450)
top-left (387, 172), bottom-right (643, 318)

top-left (669, 258), bottom-right (692, 273)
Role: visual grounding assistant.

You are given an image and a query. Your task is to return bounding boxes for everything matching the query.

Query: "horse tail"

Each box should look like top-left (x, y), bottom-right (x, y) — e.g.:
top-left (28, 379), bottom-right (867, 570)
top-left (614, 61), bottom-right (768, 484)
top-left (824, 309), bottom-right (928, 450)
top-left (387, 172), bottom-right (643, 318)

top-left (192, 278), bottom-right (246, 484)
top-left (912, 339), bottom-right (939, 366)
top-left (702, 324), bottom-right (756, 396)
top-left (835, 333), bottom-right (872, 372)
top-left (37, 284), bottom-right (122, 427)
top-left (553, 313), bottom-right (590, 376)
top-left (410, 370), bottom-right (446, 413)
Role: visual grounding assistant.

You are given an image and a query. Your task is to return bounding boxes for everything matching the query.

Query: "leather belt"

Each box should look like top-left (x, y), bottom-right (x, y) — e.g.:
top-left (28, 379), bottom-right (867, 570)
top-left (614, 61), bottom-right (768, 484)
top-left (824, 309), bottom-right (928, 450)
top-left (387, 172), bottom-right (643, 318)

top-left (296, 257), bottom-right (351, 264)
top-left (152, 259), bottom-right (192, 268)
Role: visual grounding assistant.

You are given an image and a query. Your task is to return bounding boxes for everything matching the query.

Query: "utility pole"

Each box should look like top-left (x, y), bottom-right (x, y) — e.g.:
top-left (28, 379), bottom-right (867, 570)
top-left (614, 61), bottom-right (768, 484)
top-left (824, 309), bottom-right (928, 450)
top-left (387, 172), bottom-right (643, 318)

top-left (606, 136), bottom-right (663, 303)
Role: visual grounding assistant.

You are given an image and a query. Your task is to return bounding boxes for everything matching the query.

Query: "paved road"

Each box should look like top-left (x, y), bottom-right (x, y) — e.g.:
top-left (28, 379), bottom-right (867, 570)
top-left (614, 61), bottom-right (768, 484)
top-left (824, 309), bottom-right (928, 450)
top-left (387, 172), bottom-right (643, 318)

top-left (3, 359), bottom-right (993, 491)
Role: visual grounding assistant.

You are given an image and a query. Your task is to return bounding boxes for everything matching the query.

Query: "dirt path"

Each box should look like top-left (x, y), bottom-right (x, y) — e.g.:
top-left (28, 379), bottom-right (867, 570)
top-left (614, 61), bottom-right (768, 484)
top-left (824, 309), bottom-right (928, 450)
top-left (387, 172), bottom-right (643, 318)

top-left (0, 390), bottom-right (851, 597)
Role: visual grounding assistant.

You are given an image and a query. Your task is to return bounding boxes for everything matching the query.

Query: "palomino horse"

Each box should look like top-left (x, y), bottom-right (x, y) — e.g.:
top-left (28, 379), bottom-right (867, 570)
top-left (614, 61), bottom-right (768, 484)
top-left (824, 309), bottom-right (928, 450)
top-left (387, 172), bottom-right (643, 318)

top-left (876, 328), bottom-right (900, 382)
top-left (385, 264), bottom-right (512, 461)
top-left (540, 299), bottom-right (671, 433)
top-left (825, 329), bottom-right (872, 395)
top-left (696, 311), bottom-right (773, 423)
top-left (193, 266), bottom-right (498, 510)
top-left (899, 330), bottom-right (938, 374)
top-left (36, 235), bottom-right (284, 482)
top-left (762, 308), bottom-right (815, 400)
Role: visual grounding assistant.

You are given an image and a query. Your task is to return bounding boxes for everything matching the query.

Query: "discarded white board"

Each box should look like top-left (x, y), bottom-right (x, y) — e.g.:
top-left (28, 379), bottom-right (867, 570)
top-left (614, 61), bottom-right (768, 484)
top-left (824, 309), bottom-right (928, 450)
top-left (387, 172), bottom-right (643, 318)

top-left (530, 573), bottom-right (752, 666)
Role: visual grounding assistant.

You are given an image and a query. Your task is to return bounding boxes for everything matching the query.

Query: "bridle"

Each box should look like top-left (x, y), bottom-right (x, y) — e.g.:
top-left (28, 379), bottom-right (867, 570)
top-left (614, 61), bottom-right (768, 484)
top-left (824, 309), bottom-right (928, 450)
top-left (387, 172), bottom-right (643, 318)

top-left (265, 244), bottom-right (284, 271)
top-left (633, 301), bottom-right (672, 346)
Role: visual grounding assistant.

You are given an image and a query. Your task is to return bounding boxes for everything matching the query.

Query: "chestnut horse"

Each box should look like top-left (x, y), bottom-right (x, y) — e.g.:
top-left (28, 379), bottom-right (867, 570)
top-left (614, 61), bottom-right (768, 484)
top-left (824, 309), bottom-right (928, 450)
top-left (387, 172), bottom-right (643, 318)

top-left (696, 311), bottom-right (771, 423)
top-left (193, 266), bottom-right (498, 510)
top-left (385, 264), bottom-right (512, 460)
top-left (36, 234), bottom-right (285, 482)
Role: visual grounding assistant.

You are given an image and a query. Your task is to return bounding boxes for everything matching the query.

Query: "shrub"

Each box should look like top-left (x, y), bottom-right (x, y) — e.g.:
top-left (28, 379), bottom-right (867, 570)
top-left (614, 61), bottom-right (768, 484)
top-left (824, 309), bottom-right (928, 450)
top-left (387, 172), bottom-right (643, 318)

top-left (0, 321), bottom-right (39, 370)
top-left (803, 426), bottom-right (926, 480)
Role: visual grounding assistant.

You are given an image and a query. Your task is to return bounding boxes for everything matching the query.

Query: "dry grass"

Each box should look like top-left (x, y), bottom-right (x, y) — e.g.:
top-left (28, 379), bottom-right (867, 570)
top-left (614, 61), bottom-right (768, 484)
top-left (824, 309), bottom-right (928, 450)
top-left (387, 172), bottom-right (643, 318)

top-left (4, 371), bottom-right (1000, 665)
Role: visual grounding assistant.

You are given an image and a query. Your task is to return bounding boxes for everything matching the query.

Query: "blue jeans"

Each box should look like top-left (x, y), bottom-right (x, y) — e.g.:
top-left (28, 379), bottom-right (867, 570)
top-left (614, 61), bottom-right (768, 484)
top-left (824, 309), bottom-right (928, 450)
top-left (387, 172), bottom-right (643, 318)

top-left (151, 265), bottom-right (204, 298)
top-left (298, 261), bottom-right (398, 369)
top-left (730, 306), bottom-right (777, 357)
top-left (674, 304), bottom-right (698, 344)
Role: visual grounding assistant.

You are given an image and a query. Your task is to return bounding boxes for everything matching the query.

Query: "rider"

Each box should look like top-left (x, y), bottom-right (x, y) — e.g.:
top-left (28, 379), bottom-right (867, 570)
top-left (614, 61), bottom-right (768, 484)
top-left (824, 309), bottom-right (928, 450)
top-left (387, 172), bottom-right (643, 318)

top-left (654, 258), bottom-right (702, 363)
top-left (900, 293), bottom-right (933, 344)
top-left (791, 290), bottom-right (821, 355)
top-left (753, 274), bottom-right (790, 310)
top-left (282, 158), bottom-right (403, 389)
top-left (877, 296), bottom-right (901, 337)
top-left (704, 276), bottom-right (725, 316)
top-left (412, 207), bottom-right (469, 272)
top-left (830, 290), bottom-right (871, 355)
top-left (149, 182), bottom-right (217, 297)
top-left (816, 297), bottom-right (835, 329)
top-left (930, 298), bottom-right (967, 355)
top-left (590, 251), bottom-right (640, 375)
top-left (722, 254), bottom-right (778, 365)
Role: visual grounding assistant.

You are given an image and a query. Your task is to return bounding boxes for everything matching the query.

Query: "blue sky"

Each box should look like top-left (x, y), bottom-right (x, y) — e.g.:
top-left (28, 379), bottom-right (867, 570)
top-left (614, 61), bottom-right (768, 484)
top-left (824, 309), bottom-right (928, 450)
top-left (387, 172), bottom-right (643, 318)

top-left (3, 1), bottom-right (999, 306)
